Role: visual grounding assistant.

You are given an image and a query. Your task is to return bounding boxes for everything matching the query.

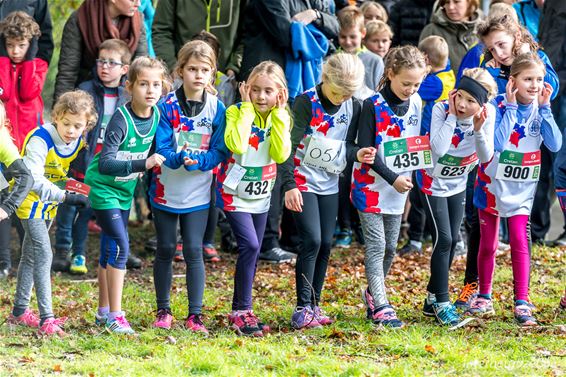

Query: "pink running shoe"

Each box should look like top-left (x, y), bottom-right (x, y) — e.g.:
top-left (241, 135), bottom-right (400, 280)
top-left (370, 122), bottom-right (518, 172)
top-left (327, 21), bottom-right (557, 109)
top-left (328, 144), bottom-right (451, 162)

top-left (313, 306), bottom-right (334, 325)
top-left (185, 314), bottom-right (209, 335)
top-left (38, 317), bottom-right (67, 336)
top-left (7, 309), bottom-right (40, 328)
top-left (153, 308), bottom-right (174, 329)
top-left (228, 310), bottom-right (264, 336)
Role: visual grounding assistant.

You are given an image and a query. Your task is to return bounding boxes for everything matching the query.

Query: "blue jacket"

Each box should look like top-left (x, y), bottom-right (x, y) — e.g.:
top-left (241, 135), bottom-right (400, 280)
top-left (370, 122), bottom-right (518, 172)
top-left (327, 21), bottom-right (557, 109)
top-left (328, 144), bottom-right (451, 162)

top-left (140, 0), bottom-right (155, 57)
top-left (72, 72), bottom-right (129, 177)
top-left (513, 0), bottom-right (540, 41)
top-left (456, 43), bottom-right (485, 85)
top-left (285, 22), bottom-right (329, 101)
top-left (483, 50), bottom-right (559, 100)
top-left (418, 65), bottom-right (455, 135)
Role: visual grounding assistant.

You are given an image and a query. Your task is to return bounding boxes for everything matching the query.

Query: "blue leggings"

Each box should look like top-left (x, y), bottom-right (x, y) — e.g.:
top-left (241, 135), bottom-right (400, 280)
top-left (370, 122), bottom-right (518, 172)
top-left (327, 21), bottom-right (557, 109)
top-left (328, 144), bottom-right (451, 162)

top-left (225, 211), bottom-right (268, 311)
top-left (95, 209), bottom-right (130, 270)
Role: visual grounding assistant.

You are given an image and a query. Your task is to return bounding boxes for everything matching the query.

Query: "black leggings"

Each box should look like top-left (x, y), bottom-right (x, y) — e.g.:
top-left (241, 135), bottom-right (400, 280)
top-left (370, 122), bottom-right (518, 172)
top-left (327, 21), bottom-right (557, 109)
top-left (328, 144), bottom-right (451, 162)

top-left (152, 207), bottom-right (208, 314)
top-left (424, 191), bottom-right (466, 303)
top-left (293, 192), bottom-right (338, 307)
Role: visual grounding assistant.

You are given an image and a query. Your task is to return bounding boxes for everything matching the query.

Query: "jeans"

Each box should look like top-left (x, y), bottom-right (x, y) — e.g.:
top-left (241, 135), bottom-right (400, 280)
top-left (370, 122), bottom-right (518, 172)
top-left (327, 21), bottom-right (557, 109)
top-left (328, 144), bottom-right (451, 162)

top-left (54, 202), bottom-right (92, 257)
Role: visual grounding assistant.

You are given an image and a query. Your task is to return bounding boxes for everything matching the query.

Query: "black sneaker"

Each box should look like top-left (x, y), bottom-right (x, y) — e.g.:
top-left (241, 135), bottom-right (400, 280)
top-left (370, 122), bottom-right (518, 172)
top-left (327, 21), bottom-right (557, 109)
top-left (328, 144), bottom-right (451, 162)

top-left (52, 249), bottom-right (70, 272)
top-left (422, 298), bottom-right (435, 317)
top-left (144, 236), bottom-right (157, 253)
top-left (398, 242), bottom-right (422, 257)
top-left (551, 231), bottom-right (566, 247)
top-left (259, 247), bottom-right (295, 264)
top-left (127, 254), bottom-right (142, 269)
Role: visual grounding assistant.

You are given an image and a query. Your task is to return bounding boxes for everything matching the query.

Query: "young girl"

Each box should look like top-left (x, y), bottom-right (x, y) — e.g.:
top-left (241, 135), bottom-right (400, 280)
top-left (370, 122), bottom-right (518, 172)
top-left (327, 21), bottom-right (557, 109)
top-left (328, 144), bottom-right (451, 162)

top-left (352, 46), bottom-right (427, 328)
top-left (217, 61), bottom-right (291, 336)
top-left (415, 68), bottom-right (497, 328)
top-left (360, 1), bottom-right (388, 23)
top-left (478, 14), bottom-right (559, 99)
top-left (149, 40), bottom-right (228, 333)
top-left (363, 20), bottom-right (393, 58)
top-left (8, 91), bottom-right (96, 336)
top-left (85, 57), bottom-right (170, 334)
top-left (0, 100), bottom-right (33, 279)
top-left (282, 53), bottom-right (375, 329)
top-left (469, 53), bottom-right (562, 326)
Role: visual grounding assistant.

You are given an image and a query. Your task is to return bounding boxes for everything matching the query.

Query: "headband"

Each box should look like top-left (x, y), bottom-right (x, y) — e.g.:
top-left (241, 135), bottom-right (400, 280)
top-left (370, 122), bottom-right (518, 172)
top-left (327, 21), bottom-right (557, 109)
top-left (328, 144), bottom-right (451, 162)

top-left (458, 76), bottom-right (489, 106)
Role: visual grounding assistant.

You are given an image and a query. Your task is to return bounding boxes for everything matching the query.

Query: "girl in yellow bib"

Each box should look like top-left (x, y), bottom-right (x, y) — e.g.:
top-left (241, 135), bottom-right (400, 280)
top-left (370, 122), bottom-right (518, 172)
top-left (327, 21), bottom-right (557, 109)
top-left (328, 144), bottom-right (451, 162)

top-left (8, 91), bottom-right (97, 336)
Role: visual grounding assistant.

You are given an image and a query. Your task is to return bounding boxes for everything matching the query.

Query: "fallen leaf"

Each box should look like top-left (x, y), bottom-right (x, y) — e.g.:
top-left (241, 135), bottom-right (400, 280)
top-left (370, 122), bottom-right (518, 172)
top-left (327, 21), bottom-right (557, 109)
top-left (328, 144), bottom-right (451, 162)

top-left (425, 344), bottom-right (436, 354)
top-left (53, 364), bottom-right (62, 372)
top-left (165, 336), bottom-right (177, 345)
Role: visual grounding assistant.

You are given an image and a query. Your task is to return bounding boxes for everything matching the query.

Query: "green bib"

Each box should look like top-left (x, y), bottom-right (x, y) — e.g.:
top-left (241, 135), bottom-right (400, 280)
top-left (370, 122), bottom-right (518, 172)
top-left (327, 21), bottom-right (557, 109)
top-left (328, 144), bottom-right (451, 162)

top-left (85, 105), bottom-right (159, 210)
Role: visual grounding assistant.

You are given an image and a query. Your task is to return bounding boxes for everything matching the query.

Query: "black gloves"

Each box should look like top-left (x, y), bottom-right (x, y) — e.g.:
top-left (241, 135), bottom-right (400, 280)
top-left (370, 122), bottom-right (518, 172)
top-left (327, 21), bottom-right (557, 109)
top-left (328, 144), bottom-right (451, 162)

top-left (64, 193), bottom-right (90, 208)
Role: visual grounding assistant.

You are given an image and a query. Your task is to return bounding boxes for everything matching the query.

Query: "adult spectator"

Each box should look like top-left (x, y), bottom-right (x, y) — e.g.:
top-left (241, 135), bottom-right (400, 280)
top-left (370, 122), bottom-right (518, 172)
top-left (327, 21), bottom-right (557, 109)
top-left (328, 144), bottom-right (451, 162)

top-left (0, 0), bottom-right (53, 65)
top-left (152, 0), bottom-right (244, 74)
top-left (54, 0), bottom-right (147, 101)
top-left (419, 0), bottom-right (483, 74)
top-left (389, 0), bottom-right (436, 48)
top-left (139, 0), bottom-right (155, 57)
top-left (239, 0), bottom-right (339, 81)
top-left (513, 0), bottom-right (543, 40)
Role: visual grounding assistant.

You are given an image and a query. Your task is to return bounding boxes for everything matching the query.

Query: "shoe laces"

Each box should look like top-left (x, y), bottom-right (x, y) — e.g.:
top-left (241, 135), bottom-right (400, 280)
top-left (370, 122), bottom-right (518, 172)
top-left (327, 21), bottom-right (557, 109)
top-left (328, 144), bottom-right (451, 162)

top-left (437, 304), bottom-right (459, 323)
top-left (115, 315), bottom-right (131, 328)
top-left (243, 311), bottom-right (259, 327)
top-left (20, 309), bottom-right (40, 324)
top-left (458, 282), bottom-right (478, 302)
top-left (470, 297), bottom-right (489, 309)
top-left (373, 306), bottom-right (397, 321)
top-left (188, 314), bottom-right (204, 327)
top-left (41, 317), bottom-right (67, 331)
top-left (156, 308), bottom-right (172, 320)
top-left (514, 305), bottom-right (532, 317)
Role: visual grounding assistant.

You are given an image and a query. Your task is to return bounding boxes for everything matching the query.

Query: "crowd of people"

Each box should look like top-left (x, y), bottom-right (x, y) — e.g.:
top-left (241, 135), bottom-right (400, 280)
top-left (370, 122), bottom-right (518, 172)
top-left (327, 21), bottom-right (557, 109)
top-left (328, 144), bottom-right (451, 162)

top-left (0, 0), bottom-right (565, 337)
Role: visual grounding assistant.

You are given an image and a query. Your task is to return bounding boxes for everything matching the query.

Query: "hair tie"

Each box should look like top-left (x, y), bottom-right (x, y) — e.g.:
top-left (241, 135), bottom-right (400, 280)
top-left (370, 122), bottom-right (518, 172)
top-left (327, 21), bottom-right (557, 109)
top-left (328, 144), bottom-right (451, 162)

top-left (458, 76), bottom-right (489, 106)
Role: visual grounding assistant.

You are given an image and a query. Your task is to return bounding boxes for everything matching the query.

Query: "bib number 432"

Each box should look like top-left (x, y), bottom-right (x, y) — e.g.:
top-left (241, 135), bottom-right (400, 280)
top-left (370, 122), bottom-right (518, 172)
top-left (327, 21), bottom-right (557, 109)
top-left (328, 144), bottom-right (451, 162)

top-left (243, 181), bottom-right (269, 196)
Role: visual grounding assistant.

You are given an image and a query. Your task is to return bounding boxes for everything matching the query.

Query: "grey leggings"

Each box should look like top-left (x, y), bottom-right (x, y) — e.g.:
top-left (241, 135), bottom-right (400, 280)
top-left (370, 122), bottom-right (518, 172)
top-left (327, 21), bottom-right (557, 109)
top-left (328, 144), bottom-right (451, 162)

top-left (13, 219), bottom-right (54, 321)
top-left (358, 212), bottom-right (401, 308)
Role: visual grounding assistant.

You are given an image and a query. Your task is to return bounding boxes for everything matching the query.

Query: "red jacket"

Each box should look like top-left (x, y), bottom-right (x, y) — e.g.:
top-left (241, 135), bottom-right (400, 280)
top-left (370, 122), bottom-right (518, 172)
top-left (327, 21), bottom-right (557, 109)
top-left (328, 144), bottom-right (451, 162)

top-left (0, 56), bottom-right (47, 150)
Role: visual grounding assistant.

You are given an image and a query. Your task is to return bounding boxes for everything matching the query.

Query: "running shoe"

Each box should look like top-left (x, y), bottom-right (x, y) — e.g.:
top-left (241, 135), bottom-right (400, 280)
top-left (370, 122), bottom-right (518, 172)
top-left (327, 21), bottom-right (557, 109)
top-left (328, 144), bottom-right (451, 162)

top-left (313, 306), bottom-right (334, 325)
top-left (371, 305), bottom-right (404, 328)
top-left (38, 317), bottom-right (67, 336)
top-left (259, 247), bottom-right (295, 264)
top-left (185, 314), bottom-right (208, 334)
top-left (291, 307), bottom-right (321, 330)
top-left (335, 229), bottom-right (352, 248)
top-left (174, 243), bottom-right (184, 262)
top-left (203, 244), bottom-right (221, 263)
top-left (560, 295), bottom-right (566, 310)
top-left (153, 308), bottom-right (174, 329)
top-left (433, 303), bottom-right (474, 329)
top-left (7, 309), bottom-right (40, 328)
top-left (398, 242), bottom-right (422, 257)
top-left (228, 310), bottom-right (263, 336)
top-left (514, 302), bottom-right (537, 326)
top-left (454, 282), bottom-right (478, 311)
top-left (466, 296), bottom-right (495, 317)
top-left (422, 298), bottom-right (436, 318)
top-left (106, 313), bottom-right (135, 334)
top-left (94, 311), bottom-right (108, 326)
top-left (69, 255), bottom-right (88, 275)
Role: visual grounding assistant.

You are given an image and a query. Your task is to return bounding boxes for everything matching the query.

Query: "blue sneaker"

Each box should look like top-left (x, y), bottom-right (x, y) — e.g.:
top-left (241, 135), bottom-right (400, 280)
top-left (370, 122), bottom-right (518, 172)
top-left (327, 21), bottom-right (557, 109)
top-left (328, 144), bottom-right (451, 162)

top-left (105, 313), bottom-right (135, 334)
top-left (433, 303), bottom-right (475, 329)
top-left (335, 229), bottom-right (352, 248)
top-left (70, 255), bottom-right (87, 275)
top-left (94, 311), bottom-right (107, 326)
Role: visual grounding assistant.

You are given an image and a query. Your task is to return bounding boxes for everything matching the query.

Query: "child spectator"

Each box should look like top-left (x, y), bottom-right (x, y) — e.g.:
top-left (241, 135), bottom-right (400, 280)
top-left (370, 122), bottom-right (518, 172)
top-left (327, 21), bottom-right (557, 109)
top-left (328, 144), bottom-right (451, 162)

top-left (337, 6), bottom-right (384, 95)
top-left (418, 36), bottom-right (456, 134)
top-left (360, 1), bottom-right (388, 23)
top-left (0, 11), bottom-right (47, 151)
top-left (52, 39), bottom-right (131, 275)
top-left (363, 20), bottom-right (392, 58)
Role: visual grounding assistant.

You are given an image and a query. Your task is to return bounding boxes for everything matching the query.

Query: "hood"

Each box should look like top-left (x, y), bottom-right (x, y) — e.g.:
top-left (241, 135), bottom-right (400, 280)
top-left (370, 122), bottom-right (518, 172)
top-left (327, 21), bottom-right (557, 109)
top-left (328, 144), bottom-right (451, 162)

top-left (430, 6), bottom-right (483, 30)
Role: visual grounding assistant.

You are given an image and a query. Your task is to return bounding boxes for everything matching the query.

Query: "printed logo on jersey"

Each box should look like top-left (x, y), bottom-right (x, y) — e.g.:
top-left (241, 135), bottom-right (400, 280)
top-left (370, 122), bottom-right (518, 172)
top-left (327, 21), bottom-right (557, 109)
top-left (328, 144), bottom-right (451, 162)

top-left (310, 107), bottom-right (336, 136)
top-left (249, 126), bottom-right (266, 151)
top-left (451, 128), bottom-right (465, 148)
top-left (509, 123), bottom-right (526, 147)
top-left (528, 118), bottom-right (541, 137)
top-left (127, 137), bottom-right (137, 148)
top-left (351, 165), bottom-right (380, 212)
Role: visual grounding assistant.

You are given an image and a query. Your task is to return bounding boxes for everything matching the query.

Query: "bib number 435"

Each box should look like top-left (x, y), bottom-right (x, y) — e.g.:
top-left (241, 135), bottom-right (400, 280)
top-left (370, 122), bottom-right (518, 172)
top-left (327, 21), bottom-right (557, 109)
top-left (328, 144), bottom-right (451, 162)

top-left (392, 152), bottom-right (419, 170)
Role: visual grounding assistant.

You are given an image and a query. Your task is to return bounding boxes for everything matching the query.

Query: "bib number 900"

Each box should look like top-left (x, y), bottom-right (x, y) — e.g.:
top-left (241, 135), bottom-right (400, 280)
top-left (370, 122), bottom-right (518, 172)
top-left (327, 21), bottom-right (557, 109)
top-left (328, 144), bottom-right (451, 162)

top-left (393, 152), bottom-right (419, 170)
top-left (502, 165), bottom-right (530, 180)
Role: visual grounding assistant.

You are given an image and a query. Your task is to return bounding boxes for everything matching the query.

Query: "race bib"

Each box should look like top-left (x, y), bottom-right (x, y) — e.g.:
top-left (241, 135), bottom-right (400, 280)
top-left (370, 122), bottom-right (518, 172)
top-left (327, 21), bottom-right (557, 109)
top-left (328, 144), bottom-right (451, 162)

top-left (495, 150), bottom-right (540, 182)
top-left (302, 136), bottom-right (346, 174)
top-left (236, 163), bottom-right (277, 199)
top-left (384, 135), bottom-right (433, 173)
top-left (65, 179), bottom-right (91, 196)
top-left (432, 153), bottom-right (478, 179)
top-left (177, 132), bottom-right (211, 155)
top-left (114, 150), bottom-right (149, 182)
top-left (223, 163), bottom-right (247, 191)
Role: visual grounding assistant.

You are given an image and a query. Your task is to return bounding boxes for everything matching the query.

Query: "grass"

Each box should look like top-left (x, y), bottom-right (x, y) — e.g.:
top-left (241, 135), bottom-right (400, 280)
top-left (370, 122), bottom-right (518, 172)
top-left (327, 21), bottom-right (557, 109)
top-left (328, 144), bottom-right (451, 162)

top-left (0, 223), bottom-right (565, 376)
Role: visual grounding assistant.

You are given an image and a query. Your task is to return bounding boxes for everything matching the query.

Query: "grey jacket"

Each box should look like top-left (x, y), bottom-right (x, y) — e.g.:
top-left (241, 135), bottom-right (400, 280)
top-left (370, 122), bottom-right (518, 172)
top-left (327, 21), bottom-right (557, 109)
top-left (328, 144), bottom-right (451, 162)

top-left (53, 10), bottom-right (147, 102)
top-left (419, 7), bottom-right (483, 74)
